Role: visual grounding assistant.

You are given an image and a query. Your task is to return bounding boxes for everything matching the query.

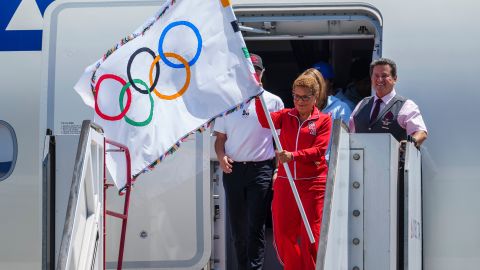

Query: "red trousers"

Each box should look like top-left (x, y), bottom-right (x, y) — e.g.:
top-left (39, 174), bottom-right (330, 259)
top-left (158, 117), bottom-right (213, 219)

top-left (272, 178), bottom-right (326, 270)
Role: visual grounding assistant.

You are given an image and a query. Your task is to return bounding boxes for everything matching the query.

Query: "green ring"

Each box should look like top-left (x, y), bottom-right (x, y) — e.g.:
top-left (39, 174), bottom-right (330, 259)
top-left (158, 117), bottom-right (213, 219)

top-left (119, 79), bottom-right (154, 126)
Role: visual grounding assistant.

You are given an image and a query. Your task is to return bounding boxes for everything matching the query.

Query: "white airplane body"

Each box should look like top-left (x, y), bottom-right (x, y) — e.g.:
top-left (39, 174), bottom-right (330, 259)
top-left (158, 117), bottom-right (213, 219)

top-left (0, 0), bottom-right (478, 269)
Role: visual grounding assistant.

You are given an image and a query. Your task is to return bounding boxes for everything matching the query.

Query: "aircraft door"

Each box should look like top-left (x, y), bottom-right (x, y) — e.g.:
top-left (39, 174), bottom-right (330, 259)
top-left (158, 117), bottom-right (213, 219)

top-left (42, 1), bottom-right (212, 269)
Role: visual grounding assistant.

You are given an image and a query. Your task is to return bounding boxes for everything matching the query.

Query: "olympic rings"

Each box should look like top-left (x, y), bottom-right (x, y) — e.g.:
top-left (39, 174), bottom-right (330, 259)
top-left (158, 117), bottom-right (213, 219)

top-left (158, 21), bottom-right (202, 68)
top-left (150, 52), bottom-right (191, 100)
top-left (95, 74), bottom-right (132, 121)
top-left (93, 20), bottom-right (202, 126)
top-left (127, 47), bottom-right (160, 95)
top-left (119, 79), bottom-right (154, 127)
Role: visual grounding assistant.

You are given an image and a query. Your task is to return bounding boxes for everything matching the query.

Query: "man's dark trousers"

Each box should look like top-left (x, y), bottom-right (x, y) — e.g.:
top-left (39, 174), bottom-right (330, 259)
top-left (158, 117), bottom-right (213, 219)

top-left (223, 159), bottom-right (274, 270)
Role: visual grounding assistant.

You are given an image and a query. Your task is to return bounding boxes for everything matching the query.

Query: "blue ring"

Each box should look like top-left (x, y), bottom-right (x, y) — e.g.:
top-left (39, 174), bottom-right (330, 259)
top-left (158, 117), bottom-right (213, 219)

top-left (158, 21), bottom-right (202, 68)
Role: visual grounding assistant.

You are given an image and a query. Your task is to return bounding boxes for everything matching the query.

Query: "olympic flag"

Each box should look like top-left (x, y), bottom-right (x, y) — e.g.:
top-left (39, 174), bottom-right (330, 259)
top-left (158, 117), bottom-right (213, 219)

top-left (74, 0), bottom-right (261, 188)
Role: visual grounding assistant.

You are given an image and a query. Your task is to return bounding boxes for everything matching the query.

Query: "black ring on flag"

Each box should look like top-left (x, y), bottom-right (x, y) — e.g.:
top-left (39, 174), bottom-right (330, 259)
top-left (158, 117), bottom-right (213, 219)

top-left (127, 47), bottom-right (160, 94)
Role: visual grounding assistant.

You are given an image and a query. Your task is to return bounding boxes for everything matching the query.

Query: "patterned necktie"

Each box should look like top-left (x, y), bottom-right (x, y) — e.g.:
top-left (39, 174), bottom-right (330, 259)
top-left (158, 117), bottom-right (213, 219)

top-left (370, 98), bottom-right (383, 124)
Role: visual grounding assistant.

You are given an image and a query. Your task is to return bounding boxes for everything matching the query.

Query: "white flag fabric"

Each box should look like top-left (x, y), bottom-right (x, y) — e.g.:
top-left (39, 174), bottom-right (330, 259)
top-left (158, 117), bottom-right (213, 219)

top-left (74, 0), bottom-right (261, 189)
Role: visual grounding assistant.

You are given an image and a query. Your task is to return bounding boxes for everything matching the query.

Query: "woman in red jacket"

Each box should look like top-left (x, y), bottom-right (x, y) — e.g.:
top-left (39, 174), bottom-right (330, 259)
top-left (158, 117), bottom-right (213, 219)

top-left (255, 69), bottom-right (331, 270)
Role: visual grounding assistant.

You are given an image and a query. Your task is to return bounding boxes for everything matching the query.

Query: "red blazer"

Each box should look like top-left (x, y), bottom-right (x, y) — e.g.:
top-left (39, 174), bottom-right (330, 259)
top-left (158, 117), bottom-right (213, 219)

top-left (255, 98), bottom-right (331, 180)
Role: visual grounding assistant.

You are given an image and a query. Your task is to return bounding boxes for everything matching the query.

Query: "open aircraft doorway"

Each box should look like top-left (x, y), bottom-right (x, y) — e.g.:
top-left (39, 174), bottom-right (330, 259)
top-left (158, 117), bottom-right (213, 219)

top-left (210, 4), bottom-right (383, 270)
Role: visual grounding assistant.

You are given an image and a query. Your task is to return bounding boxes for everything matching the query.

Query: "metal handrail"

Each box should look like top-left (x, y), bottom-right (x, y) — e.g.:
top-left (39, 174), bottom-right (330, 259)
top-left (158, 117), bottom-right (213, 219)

top-left (104, 139), bottom-right (133, 270)
top-left (56, 119), bottom-right (133, 270)
top-left (56, 120), bottom-right (104, 270)
top-left (317, 118), bottom-right (349, 269)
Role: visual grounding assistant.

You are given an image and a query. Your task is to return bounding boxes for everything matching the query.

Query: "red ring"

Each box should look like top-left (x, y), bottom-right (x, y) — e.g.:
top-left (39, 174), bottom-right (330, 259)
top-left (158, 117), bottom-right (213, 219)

top-left (94, 74), bottom-right (132, 121)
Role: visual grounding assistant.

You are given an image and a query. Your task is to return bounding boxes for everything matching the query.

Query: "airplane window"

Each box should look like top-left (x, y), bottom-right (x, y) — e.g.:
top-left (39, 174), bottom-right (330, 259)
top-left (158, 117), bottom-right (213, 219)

top-left (0, 121), bottom-right (17, 181)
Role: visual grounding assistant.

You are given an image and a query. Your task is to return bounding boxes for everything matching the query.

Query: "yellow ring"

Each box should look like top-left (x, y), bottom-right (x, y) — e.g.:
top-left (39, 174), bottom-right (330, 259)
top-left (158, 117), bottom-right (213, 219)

top-left (149, 52), bottom-right (191, 100)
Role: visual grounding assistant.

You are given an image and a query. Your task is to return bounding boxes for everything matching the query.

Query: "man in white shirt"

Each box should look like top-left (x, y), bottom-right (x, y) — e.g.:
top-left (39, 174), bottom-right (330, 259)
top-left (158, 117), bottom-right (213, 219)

top-left (214, 53), bottom-right (283, 270)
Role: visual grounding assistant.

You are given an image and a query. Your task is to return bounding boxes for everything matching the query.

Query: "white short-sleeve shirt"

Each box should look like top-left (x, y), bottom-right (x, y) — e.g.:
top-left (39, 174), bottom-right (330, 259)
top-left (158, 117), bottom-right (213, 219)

top-left (214, 90), bottom-right (284, 162)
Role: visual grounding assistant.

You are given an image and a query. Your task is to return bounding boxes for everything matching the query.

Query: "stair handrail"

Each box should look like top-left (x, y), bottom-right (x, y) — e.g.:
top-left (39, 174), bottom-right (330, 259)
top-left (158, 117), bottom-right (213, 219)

top-left (56, 120), bottom-right (104, 270)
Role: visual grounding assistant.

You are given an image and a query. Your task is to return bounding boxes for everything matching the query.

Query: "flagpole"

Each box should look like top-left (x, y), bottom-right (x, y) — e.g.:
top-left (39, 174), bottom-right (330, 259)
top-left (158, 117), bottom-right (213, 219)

top-left (258, 93), bottom-right (315, 244)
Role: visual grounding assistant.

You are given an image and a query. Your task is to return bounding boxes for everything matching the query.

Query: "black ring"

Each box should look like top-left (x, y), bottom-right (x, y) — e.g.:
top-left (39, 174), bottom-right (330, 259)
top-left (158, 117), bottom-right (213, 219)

top-left (127, 47), bottom-right (160, 94)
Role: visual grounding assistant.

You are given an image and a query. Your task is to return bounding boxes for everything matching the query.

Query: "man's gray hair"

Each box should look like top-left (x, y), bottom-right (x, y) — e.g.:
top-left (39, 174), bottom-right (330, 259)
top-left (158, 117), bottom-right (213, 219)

top-left (370, 58), bottom-right (397, 78)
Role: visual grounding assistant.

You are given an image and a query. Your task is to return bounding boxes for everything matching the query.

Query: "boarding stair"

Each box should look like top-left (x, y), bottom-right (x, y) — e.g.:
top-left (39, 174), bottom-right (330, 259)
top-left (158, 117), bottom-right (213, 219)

top-left (44, 120), bottom-right (133, 270)
top-left (316, 119), bottom-right (423, 270)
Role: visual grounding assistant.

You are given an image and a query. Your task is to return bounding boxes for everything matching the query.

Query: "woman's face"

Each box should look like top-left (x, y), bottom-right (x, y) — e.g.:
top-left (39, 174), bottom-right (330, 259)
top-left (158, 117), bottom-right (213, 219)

top-left (292, 86), bottom-right (316, 116)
